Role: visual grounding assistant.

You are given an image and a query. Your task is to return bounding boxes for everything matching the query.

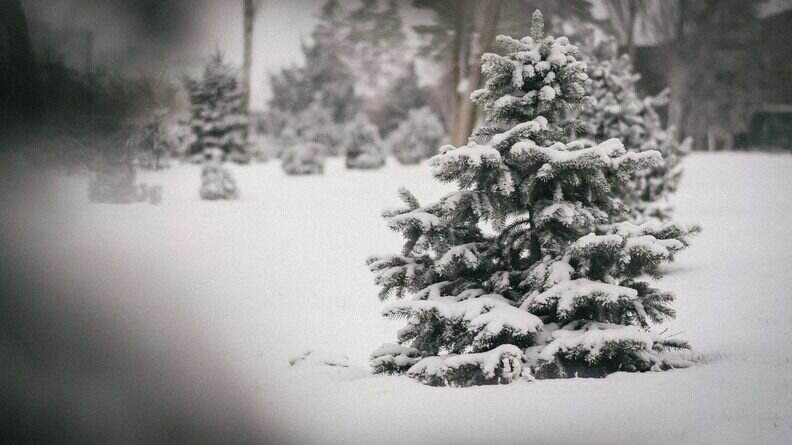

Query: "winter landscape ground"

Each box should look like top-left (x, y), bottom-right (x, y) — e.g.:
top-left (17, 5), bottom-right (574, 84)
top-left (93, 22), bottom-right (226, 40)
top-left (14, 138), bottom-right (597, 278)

top-left (8, 152), bottom-right (792, 444)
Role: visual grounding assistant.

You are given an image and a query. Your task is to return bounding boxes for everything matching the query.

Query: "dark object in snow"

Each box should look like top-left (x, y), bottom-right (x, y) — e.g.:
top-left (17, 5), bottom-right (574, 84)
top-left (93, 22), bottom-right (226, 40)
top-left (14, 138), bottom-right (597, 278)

top-left (735, 106), bottom-right (792, 150)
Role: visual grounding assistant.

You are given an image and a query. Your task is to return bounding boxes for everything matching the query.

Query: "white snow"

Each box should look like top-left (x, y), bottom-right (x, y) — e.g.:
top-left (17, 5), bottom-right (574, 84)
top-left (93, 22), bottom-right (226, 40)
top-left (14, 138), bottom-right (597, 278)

top-left (12, 152), bottom-right (792, 444)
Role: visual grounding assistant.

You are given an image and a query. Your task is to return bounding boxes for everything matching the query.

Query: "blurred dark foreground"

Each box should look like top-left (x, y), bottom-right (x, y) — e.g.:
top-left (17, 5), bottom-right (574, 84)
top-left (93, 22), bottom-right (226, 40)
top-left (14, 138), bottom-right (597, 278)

top-left (0, 160), bottom-right (269, 444)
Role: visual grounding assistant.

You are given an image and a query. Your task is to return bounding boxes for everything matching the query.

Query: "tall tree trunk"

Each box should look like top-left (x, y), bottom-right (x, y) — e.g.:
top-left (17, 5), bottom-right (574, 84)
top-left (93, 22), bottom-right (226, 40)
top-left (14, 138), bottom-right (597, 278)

top-left (455, 0), bottom-right (502, 145)
top-left (668, 0), bottom-right (687, 141)
top-left (446, 4), bottom-right (470, 146)
top-left (626, 0), bottom-right (637, 62)
top-left (242, 0), bottom-right (255, 146)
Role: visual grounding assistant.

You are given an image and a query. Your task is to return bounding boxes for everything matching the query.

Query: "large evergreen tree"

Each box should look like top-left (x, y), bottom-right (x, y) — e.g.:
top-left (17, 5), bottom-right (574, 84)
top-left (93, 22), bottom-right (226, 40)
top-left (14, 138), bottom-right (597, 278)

top-left (368, 11), bottom-right (697, 387)
top-left (184, 52), bottom-right (249, 163)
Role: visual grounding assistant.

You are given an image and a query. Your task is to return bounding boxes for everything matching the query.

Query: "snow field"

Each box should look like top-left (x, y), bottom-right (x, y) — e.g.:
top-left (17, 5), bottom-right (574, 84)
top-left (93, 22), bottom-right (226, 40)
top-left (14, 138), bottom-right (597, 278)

top-left (16, 152), bottom-right (792, 444)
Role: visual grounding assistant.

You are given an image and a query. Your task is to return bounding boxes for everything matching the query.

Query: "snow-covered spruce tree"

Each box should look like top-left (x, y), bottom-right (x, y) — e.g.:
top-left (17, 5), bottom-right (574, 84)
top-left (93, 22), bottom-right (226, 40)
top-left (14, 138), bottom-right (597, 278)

top-left (582, 40), bottom-right (692, 221)
top-left (387, 107), bottom-right (446, 165)
top-left (199, 148), bottom-right (239, 200)
top-left (344, 114), bottom-right (386, 170)
top-left (367, 11), bottom-right (696, 386)
top-left (184, 52), bottom-right (249, 163)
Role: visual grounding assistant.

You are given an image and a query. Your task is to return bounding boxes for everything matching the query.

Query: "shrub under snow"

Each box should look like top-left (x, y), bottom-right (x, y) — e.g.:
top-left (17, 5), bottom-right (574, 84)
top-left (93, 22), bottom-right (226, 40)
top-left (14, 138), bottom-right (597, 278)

top-left (281, 142), bottom-right (326, 175)
top-left (387, 107), bottom-right (446, 165)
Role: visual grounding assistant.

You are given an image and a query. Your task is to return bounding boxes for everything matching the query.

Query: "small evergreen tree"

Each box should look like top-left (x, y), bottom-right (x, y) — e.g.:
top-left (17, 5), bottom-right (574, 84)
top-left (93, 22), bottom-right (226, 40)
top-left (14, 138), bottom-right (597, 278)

top-left (387, 107), bottom-right (446, 165)
top-left (344, 114), bottom-right (386, 170)
top-left (368, 11), bottom-right (697, 387)
top-left (582, 40), bottom-right (692, 221)
top-left (199, 149), bottom-right (239, 200)
top-left (184, 52), bottom-right (249, 163)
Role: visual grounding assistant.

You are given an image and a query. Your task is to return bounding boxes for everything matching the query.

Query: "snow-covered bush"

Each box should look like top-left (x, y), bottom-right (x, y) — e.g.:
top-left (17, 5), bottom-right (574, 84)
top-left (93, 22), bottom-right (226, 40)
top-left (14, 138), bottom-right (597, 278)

top-left (199, 161), bottom-right (238, 200)
top-left (344, 114), bottom-right (385, 170)
top-left (582, 40), bottom-right (692, 221)
top-left (281, 142), bottom-right (325, 175)
top-left (183, 52), bottom-right (249, 163)
top-left (88, 147), bottom-right (138, 204)
top-left (292, 102), bottom-right (344, 155)
top-left (387, 107), bottom-right (446, 165)
top-left (367, 11), bottom-right (697, 386)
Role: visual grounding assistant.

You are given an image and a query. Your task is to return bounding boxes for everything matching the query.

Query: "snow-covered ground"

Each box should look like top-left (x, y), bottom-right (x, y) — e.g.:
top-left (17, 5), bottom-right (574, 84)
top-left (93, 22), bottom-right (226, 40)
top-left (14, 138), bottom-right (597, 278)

top-left (10, 152), bottom-right (792, 444)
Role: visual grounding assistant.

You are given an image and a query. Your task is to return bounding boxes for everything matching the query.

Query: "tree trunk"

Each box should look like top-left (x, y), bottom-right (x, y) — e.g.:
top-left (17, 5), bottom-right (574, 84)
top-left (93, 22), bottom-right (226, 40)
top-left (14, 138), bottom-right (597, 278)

top-left (667, 0), bottom-right (688, 141)
top-left (455, 0), bottom-right (502, 145)
top-left (447, 6), bottom-right (466, 146)
top-left (242, 0), bottom-right (255, 145)
top-left (626, 0), bottom-right (637, 62)
top-left (0, 0), bottom-right (42, 144)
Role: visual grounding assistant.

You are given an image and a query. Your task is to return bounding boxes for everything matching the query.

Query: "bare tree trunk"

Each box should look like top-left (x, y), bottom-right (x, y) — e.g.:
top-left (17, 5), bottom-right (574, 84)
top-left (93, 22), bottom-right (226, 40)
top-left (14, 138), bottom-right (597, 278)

top-left (242, 0), bottom-right (255, 146)
top-left (447, 7), bottom-right (466, 146)
top-left (0, 0), bottom-right (42, 143)
top-left (626, 0), bottom-right (637, 62)
top-left (668, 0), bottom-right (687, 141)
top-left (455, 0), bottom-right (502, 145)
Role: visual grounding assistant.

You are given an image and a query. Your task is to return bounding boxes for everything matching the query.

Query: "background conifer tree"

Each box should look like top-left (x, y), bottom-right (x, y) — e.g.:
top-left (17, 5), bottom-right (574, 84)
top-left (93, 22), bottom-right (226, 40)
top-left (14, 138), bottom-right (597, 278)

top-left (267, 0), bottom-right (361, 144)
top-left (368, 11), bottom-right (697, 387)
top-left (581, 39), bottom-right (692, 221)
top-left (184, 52), bottom-right (249, 163)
